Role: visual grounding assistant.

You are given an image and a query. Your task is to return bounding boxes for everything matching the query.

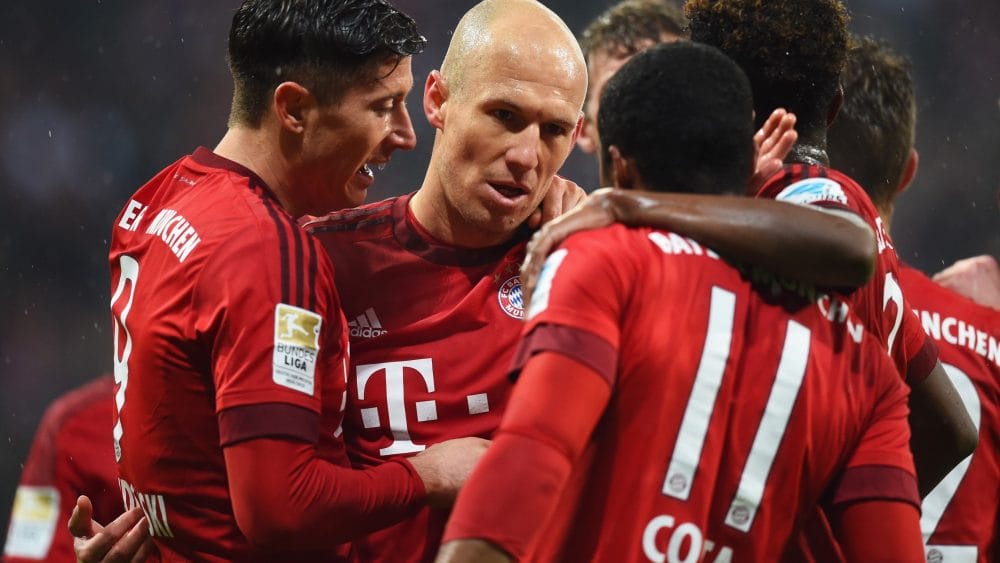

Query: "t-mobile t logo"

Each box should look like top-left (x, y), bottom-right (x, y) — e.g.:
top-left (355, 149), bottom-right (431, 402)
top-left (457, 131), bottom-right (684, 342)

top-left (356, 358), bottom-right (436, 456)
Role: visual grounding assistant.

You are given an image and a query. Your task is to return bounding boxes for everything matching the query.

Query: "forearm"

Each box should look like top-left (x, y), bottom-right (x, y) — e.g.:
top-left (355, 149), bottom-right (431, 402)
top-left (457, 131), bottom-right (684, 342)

top-left (225, 437), bottom-right (425, 549)
top-left (601, 189), bottom-right (876, 287)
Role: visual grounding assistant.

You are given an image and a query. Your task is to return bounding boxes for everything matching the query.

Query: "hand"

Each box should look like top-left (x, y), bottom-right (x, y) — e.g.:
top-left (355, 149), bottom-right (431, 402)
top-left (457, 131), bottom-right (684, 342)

top-left (69, 495), bottom-right (155, 563)
top-left (521, 188), bottom-right (618, 306)
top-left (933, 255), bottom-right (1000, 310)
top-left (527, 175), bottom-right (587, 229)
top-left (749, 108), bottom-right (798, 195)
top-left (410, 437), bottom-right (490, 508)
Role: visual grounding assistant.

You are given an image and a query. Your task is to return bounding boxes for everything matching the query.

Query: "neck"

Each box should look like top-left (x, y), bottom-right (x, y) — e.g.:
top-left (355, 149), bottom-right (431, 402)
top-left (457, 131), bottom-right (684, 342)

top-left (786, 126), bottom-right (830, 166)
top-left (214, 127), bottom-right (298, 215)
top-left (410, 162), bottom-right (514, 249)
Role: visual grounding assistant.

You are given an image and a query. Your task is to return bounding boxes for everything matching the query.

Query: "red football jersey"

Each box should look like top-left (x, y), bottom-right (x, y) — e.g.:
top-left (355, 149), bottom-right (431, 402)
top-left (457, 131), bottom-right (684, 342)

top-left (307, 194), bottom-right (529, 562)
top-left (757, 164), bottom-right (938, 384)
top-left (900, 263), bottom-right (1000, 563)
top-left (109, 148), bottom-right (351, 562)
top-left (3, 376), bottom-right (121, 563)
top-left (498, 225), bottom-right (918, 561)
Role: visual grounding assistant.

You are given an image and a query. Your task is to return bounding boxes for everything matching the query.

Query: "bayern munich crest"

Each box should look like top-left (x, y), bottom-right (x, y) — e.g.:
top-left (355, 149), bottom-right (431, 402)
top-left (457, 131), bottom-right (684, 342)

top-left (498, 275), bottom-right (524, 319)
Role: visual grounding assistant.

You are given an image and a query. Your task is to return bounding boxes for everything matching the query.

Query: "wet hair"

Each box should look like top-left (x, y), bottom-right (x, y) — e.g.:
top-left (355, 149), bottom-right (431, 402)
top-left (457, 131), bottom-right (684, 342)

top-left (686, 0), bottom-right (849, 132)
top-left (828, 35), bottom-right (916, 208)
top-left (580, 0), bottom-right (687, 60)
top-left (227, 0), bottom-right (425, 127)
top-left (598, 41), bottom-right (754, 195)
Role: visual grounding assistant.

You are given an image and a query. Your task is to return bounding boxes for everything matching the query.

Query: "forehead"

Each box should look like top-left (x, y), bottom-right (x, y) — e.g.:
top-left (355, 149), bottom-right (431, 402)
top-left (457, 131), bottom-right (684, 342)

top-left (465, 44), bottom-right (585, 119)
top-left (352, 56), bottom-right (415, 99)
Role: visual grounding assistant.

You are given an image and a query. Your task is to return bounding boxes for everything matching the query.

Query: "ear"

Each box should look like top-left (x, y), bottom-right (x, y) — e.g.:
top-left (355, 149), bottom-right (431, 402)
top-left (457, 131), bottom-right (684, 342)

top-left (608, 145), bottom-right (637, 190)
top-left (423, 70), bottom-right (449, 130)
top-left (826, 84), bottom-right (844, 127)
top-left (273, 82), bottom-right (313, 134)
top-left (896, 148), bottom-right (919, 196)
top-left (576, 117), bottom-right (597, 154)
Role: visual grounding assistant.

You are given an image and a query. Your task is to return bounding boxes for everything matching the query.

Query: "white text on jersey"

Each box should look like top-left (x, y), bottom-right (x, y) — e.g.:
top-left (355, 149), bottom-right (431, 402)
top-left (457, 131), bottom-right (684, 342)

top-left (913, 308), bottom-right (999, 367)
top-left (118, 478), bottom-right (174, 538)
top-left (144, 208), bottom-right (201, 262)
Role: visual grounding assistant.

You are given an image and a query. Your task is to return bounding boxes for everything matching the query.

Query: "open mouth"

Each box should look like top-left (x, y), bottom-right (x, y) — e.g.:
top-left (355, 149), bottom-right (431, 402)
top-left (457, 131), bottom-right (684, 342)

top-left (488, 182), bottom-right (528, 200)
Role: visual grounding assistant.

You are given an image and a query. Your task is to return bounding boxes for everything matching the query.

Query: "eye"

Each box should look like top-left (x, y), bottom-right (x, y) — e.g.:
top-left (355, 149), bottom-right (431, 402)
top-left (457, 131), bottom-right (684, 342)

top-left (492, 108), bottom-right (514, 122)
top-left (544, 123), bottom-right (568, 136)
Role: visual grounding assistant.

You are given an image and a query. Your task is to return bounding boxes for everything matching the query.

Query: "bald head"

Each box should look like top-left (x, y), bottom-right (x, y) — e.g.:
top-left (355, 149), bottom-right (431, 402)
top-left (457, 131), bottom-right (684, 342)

top-left (441, 0), bottom-right (586, 101)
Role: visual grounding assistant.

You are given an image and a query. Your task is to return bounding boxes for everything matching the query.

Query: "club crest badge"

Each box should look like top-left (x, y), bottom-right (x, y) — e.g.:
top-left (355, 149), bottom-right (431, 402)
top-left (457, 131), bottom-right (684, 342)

top-left (498, 275), bottom-right (525, 319)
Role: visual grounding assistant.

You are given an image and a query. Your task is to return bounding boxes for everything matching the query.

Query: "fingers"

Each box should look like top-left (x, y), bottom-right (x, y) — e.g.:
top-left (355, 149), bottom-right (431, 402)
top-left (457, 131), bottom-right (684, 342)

top-left (75, 507), bottom-right (146, 563)
top-left (68, 495), bottom-right (98, 538)
top-left (130, 536), bottom-right (156, 563)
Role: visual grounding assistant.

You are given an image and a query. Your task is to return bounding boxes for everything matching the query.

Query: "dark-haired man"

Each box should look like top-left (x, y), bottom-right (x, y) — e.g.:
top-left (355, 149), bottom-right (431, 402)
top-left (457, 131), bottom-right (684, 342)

top-left (437, 41), bottom-right (925, 563)
top-left (85, 1), bottom-right (485, 561)
top-left (829, 36), bottom-right (1000, 563)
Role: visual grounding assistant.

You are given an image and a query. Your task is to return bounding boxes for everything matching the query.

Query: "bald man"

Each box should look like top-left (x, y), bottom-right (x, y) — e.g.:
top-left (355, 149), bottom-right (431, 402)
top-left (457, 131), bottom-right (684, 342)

top-left (303, 2), bottom-right (588, 561)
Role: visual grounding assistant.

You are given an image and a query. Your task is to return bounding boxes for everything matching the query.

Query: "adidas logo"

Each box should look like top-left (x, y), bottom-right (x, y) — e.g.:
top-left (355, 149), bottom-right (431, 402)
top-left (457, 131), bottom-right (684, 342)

top-left (347, 307), bottom-right (388, 338)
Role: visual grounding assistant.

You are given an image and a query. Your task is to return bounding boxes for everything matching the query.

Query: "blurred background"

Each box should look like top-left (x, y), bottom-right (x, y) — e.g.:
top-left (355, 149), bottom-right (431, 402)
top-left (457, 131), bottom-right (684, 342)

top-left (1, 0), bottom-right (997, 542)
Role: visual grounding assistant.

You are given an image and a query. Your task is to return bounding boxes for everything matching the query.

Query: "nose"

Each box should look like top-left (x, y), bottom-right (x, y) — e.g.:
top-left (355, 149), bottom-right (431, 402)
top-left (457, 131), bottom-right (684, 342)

top-left (505, 125), bottom-right (540, 175)
top-left (388, 104), bottom-right (417, 152)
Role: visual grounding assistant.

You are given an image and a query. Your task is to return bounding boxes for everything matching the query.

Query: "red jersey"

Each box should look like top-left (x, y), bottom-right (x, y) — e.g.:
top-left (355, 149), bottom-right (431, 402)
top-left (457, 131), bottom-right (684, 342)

top-left (109, 148), bottom-right (351, 562)
top-left (757, 164), bottom-right (938, 384)
top-left (3, 377), bottom-right (121, 563)
top-left (900, 263), bottom-right (1000, 563)
top-left (449, 225), bottom-right (918, 561)
top-left (307, 194), bottom-right (529, 562)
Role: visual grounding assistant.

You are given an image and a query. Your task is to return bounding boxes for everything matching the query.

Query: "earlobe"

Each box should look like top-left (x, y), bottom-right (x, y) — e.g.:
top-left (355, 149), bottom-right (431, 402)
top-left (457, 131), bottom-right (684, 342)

top-left (274, 82), bottom-right (311, 134)
top-left (897, 148), bottom-right (919, 195)
top-left (424, 70), bottom-right (448, 130)
top-left (609, 145), bottom-right (634, 190)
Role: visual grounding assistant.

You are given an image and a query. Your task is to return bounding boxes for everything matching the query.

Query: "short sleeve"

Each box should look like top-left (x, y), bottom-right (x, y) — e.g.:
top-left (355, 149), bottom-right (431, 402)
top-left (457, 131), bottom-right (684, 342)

top-left (898, 296), bottom-right (939, 385)
top-left (193, 225), bottom-right (345, 445)
top-left (511, 227), bottom-right (639, 384)
top-left (831, 350), bottom-right (920, 510)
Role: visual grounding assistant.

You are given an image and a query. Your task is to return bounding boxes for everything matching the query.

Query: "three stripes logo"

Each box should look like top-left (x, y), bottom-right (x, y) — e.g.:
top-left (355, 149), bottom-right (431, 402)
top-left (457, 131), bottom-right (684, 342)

top-left (348, 307), bottom-right (388, 339)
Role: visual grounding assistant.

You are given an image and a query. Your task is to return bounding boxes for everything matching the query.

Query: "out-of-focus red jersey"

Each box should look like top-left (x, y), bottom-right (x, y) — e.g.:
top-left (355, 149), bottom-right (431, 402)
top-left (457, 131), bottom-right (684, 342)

top-left (757, 164), bottom-right (938, 384)
top-left (109, 148), bottom-right (350, 562)
top-left (307, 194), bottom-right (530, 562)
top-left (900, 263), bottom-right (1000, 563)
top-left (3, 376), bottom-right (121, 563)
top-left (444, 225), bottom-right (918, 561)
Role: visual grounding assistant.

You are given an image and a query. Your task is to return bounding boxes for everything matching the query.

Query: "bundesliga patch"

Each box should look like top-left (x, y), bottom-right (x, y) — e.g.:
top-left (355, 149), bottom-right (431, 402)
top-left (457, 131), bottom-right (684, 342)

top-left (498, 275), bottom-right (525, 319)
top-left (273, 303), bottom-right (322, 395)
top-left (775, 178), bottom-right (848, 207)
top-left (4, 486), bottom-right (59, 558)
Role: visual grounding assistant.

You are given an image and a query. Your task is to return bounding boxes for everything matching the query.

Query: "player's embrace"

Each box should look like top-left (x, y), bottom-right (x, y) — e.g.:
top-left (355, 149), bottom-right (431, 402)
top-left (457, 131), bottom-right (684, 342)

top-left (438, 41), bottom-right (925, 563)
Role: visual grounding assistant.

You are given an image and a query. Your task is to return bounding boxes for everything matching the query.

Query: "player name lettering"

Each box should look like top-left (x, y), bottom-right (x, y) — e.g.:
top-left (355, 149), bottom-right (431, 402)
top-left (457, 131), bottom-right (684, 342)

top-left (642, 513), bottom-right (732, 563)
top-left (118, 478), bottom-right (175, 539)
top-left (144, 208), bottom-right (201, 263)
top-left (913, 308), bottom-right (1000, 367)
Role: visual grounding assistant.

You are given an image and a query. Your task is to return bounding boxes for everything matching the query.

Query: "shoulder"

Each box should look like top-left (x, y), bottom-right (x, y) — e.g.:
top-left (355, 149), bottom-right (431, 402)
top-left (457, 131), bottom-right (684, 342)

top-left (38, 375), bottom-right (114, 433)
top-left (304, 196), bottom-right (398, 238)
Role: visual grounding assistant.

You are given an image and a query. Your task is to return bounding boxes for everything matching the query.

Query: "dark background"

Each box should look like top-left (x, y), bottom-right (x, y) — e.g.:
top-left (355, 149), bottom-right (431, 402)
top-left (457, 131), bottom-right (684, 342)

top-left (2, 0), bottom-right (998, 544)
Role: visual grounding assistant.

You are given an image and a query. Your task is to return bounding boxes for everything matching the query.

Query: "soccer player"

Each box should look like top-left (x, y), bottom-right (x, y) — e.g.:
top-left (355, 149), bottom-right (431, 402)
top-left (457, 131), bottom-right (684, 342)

top-left (3, 376), bottom-right (121, 563)
top-left (438, 41), bottom-right (924, 563)
top-left (575, 0), bottom-right (687, 158)
top-left (90, 1), bottom-right (487, 561)
top-left (828, 35), bottom-right (1000, 563)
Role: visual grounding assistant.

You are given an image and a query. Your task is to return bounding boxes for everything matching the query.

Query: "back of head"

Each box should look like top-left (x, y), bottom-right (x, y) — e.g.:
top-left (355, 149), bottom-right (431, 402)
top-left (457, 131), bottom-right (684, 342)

top-left (598, 41), bottom-right (754, 195)
top-left (227, 0), bottom-right (425, 127)
top-left (828, 36), bottom-right (916, 209)
top-left (685, 0), bottom-right (849, 132)
top-left (580, 0), bottom-right (687, 61)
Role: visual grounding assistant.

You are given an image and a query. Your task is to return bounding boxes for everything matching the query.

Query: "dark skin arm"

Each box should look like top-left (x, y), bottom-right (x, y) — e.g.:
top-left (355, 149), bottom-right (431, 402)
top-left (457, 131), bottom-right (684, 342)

top-left (908, 361), bottom-right (979, 496)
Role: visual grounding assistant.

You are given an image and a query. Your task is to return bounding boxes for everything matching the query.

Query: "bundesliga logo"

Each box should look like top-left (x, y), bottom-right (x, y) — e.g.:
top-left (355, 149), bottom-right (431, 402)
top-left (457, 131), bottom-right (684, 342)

top-left (498, 275), bottom-right (524, 319)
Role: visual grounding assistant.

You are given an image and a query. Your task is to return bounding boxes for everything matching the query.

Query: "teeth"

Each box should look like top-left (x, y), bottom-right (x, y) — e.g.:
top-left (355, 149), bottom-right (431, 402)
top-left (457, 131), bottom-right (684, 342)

top-left (359, 164), bottom-right (374, 178)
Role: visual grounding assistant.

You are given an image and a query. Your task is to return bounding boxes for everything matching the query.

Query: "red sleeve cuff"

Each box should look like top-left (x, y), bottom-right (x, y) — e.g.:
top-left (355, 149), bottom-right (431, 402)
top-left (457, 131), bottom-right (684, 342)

top-left (830, 465), bottom-right (920, 511)
top-left (904, 337), bottom-right (939, 386)
top-left (509, 324), bottom-right (617, 386)
top-left (218, 403), bottom-right (319, 447)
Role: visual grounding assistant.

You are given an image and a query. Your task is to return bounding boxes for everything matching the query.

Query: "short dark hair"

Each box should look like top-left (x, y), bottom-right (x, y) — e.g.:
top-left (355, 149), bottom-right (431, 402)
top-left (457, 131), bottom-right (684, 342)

top-left (686, 0), bottom-right (849, 132)
top-left (580, 0), bottom-right (687, 60)
top-left (227, 0), bottom-right (425, 127)
top-left (828, 36), bottom-right (916, 209)
top-left (598, 41), bottom-right (754, 195)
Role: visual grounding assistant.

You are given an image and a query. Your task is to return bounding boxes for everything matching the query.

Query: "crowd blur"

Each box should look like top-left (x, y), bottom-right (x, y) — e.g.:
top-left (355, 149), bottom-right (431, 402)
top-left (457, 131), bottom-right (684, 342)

top-left (1, 0), bottom-right (997, 542)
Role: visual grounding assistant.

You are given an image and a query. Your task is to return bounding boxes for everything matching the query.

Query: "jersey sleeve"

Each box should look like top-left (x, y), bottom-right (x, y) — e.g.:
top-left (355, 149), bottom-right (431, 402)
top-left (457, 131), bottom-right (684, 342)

top-left (193, 226), bottom-right (344, 446)
top-left (898, 295), bottom-right (939, 385)
top-left (511, 227), bottom-right (639, 384)
top-left (830, 349), bottom-right (920, 510)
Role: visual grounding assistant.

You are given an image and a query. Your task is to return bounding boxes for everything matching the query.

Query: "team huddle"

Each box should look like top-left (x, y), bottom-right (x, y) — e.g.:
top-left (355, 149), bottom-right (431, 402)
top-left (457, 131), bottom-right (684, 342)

top-left (3, 0), bottom-right (998, 562)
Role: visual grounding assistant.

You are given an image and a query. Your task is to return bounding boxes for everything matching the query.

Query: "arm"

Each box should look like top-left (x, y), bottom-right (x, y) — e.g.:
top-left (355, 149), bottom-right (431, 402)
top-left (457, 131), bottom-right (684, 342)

top-left (908, 360), bottom-right (979, 496)
top-left (521, 191), bottom-right (876, 301)
top-left (831, 500), bottom-right (924, 562)
top-left (438, 352), bottom-right (611, 562)
top-left (224, 434), bottom-right (488, 549)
